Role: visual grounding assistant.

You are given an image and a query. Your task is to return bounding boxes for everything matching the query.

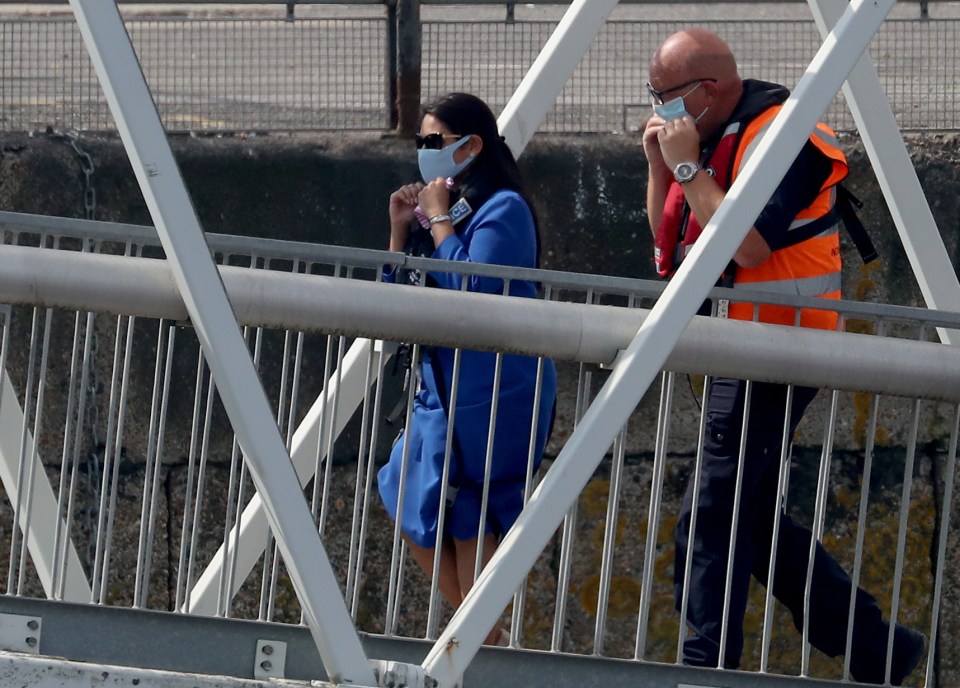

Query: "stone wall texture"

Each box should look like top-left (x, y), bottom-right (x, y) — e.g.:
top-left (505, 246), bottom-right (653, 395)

top-left (1, 131), bottom-right (959, 686)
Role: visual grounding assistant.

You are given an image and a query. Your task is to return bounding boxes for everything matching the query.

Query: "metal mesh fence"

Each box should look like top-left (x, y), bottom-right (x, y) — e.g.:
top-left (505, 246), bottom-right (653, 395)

top-left (423, 17), bottom-right (960, 133)
top-left (0, 10), bottom-right (958, 134)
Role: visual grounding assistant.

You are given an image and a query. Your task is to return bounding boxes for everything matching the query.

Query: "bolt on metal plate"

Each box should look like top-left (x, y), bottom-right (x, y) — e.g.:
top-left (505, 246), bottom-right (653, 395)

top-left (255, 638), bottom-right (287, 680)
top-left (0, 613), bottom-right (42, 654)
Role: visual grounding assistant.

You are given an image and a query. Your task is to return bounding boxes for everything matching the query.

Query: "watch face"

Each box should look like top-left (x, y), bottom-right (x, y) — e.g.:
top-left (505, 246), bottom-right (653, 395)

top-left (675, 162), bottom-right (700, 183)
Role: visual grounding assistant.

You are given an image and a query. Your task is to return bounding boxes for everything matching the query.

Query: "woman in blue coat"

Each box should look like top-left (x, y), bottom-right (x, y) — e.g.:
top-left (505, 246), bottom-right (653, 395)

top-left (378, 93), bottom-right (557, 644)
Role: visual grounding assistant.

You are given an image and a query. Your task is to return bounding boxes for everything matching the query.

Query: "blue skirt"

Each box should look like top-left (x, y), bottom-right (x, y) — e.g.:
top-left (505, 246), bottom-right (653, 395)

top-left (378, 359), bottom-right (556, 549)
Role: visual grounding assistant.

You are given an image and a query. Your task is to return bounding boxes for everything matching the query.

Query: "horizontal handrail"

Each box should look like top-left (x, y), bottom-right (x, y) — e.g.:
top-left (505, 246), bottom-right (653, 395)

top-left (1, 243), bottom-right (959, 401)
top-left (3, 210), bottom-right (959, 331)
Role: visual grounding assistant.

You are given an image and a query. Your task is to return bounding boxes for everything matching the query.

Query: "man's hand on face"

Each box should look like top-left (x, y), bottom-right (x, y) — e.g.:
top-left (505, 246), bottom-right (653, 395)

top-left (642, 115), bottom-right (670, 174)
top-left (656, 115), bottom-right (701, 171)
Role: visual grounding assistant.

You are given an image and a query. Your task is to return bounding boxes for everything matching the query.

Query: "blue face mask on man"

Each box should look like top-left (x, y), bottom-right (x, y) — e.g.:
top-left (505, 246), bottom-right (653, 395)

top-left (652, 81), bottom-right (709, 122)
top-left (418, 135), bottom-right (475, 183)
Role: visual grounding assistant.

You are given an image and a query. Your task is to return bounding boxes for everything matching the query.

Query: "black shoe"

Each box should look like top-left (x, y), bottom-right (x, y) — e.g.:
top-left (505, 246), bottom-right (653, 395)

top-left (889, 625), bottom-right (926, 686)
top-left (850, 623), bottom-right (926, 685)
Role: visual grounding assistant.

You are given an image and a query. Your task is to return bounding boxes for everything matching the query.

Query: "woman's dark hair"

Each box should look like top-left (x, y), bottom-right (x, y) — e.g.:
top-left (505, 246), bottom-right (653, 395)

top-left (420, 92), bottom-right (543, 265)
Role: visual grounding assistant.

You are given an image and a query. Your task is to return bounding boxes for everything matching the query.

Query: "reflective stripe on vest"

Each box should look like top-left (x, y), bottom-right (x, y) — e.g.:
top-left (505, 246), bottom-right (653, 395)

top-left (726, 105), bottom-right (847, 330)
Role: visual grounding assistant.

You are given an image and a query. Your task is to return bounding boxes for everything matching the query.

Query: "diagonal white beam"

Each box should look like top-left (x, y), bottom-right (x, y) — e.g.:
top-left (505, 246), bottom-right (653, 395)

top-left (421, 0), bottom-right (896, 684)
top-left (185, 339), bottom-right (380, 616)
top-left (66, 1), bottom-right (374, 684)
top-left (0, 372), bottom-right (90, 602)
top-left (809, 0), bottom-right (960, 345)
top-left (498, 0), bottom-right (619, 156)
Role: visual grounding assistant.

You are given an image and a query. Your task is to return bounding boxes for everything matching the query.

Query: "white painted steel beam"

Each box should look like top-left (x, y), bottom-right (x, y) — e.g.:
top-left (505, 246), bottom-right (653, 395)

top-left (421, 0), bottom-right (897, 684)
top-left (65, 1), bottom-right (373, 684)
top-left (2, 245), bottom-right (959, 402)
top-left (808, 0), bottom-right (960, 345)
top-left (497, 0), bottom-right (619, 155)
top-left (0, 373), bottom-right (91, 602)
top-left (184, 338), bottom-right (380, 616)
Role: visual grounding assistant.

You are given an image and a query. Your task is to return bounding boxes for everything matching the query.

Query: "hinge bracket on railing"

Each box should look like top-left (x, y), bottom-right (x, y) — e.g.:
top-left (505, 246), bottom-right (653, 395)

top-left (0, 612), bottom-right (42, 654)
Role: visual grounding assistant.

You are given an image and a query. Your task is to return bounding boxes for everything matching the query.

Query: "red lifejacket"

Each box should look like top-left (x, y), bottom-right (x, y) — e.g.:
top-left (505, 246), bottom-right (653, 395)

top-left (653, 105), bottom-right (847, 330)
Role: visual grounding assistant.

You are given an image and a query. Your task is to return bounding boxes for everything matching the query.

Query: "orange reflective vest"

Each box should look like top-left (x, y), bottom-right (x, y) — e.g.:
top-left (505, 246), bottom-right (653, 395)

top-left (653, 104), bottom-right (847, 331)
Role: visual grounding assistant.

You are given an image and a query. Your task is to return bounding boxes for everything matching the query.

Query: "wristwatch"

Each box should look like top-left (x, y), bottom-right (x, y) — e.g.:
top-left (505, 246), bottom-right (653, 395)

top-left (673, 161), bottom-right (702, 184)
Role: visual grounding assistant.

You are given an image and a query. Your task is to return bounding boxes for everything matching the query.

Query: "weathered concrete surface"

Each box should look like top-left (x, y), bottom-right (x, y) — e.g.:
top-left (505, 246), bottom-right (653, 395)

top-left (1, 132), bottom-right (959, 686)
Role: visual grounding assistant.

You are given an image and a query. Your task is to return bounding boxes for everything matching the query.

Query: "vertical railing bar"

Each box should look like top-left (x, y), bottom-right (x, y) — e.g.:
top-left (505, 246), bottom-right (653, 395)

top-left (51, 298), bottom-right (92, 599)
top-left (310, 261), bottom-right (342, 530)
top-left (277, 330), bottom-right (293, 436)
top-left (218, 287), bottom-right (256, 616)
top-left (550, 289), bottom-right (597, 652)
top-left (186, 370), bottom-right (217, 615)
top-left (244, 318), bottom-right (278, 623)
top-left (636, 370), bottom-right (674, 659)
top-left (54, 235), bottom-right (107, 599)
top-left (392, 539), bottom-right (409, 635)
top-left (801, 388), bottom-right (841, 675)
top-left (510, 284), bottom-right (554, 647)
top-left (277, 327), bottom-right (295, 446)
top-left (345, 339), bottom-right (377, 609)
top-left (285, 330), bottom-right (306, 451)
top-left (175, 351), bottom-right (206, 613)
top-left (241, 282), bottom-right (270, 619)
top-left (311, 333), bottom-right (336, 518)
top-left (97, 309), bottom-right (137, 605)
top-left (258, 535), bottom-right (275, 622)
top-left (552, 359), bottom-right (591, 653)
top-left (474, 348), bottom-right (504, 581)
top-left (351, 342), bottom-right (391, 619)
top-left (223, 431), bottom-right (250, 620)
top-left (138, 324), bottom-right (177, 609)
top-left (884, 395), bottom-right (922, 684)
top-left (7, 305), bottom-right (42, 595)
top-left (275, 262), bottom-right (303, 453)
top-left (594, 421), bottom-right (628, 656)
top-left (384, 342), bottom-right (421, 636)
top-left (926, 403), bottom-right (959, 688)
top-left (426, 346), bottom-right (463, 639)
top-left (133, 319), bottom-right (170, 608)
top-left (16, 307), bottom-right (54, 595)
top-left (92, 296), bottom-right (136, 604)
top-left (318, 333), bottom-right (348, 540)
top-left (676, 389), bottom-right (711, 660)
top-left (718, 379), bottom-right (754, 668)
top-left (266, 544), bottom-right (282, 623)
top-left (760, 384), bottom-right (797, 672)
top-left (842, 386), bottom-right (882, 680)
top-left (0, 309), bottom-right (17, 584)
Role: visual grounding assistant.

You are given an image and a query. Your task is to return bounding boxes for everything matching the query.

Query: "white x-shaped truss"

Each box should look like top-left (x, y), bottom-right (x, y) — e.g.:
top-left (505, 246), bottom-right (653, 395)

top-left (3, 0), bottom-right (957, 686)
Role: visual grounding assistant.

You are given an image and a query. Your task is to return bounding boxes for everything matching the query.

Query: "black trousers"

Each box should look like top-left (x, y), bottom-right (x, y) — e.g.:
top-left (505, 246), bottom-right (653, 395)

top-left (674, 377), bottom-right (887, 669)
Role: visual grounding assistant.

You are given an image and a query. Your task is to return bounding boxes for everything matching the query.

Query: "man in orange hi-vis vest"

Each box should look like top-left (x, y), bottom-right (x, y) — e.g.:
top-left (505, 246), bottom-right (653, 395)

top-left (642, 28), bottom-right (924, 683)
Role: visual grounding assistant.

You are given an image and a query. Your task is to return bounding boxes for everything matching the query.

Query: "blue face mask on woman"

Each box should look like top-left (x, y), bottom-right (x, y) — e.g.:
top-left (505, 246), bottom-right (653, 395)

top-left (418, 135), bottom-right (475, 183)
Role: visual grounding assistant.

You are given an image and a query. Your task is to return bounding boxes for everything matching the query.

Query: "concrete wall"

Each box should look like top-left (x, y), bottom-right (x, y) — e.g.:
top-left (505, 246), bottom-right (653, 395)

top-left (4, 130), bottom-right (960, 294)
top-left (3, 131), bottom-right (958, 288)
top-left (1, 132), bottom-right (959, 685)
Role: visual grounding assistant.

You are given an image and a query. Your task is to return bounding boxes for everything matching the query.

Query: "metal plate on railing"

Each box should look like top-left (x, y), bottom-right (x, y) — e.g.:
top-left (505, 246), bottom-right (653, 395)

top-left (0, 613), bottom-right (41, 654)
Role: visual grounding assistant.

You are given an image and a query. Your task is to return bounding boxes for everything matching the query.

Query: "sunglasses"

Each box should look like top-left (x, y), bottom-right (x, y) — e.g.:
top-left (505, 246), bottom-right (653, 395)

top-left (415, 132), bottom-right (463, 150)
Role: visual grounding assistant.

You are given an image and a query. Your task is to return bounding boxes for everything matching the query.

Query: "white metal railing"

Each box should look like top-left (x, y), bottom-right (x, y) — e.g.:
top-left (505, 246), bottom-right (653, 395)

top-left (0, 219), bottom-right (958, 685)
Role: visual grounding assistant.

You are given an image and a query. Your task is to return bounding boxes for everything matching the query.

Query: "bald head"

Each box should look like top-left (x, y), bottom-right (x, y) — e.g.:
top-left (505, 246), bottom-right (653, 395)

top-left (649, 29), bottom-right (743, 134)
top-left (651, 29), bottom-right (738, 83)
